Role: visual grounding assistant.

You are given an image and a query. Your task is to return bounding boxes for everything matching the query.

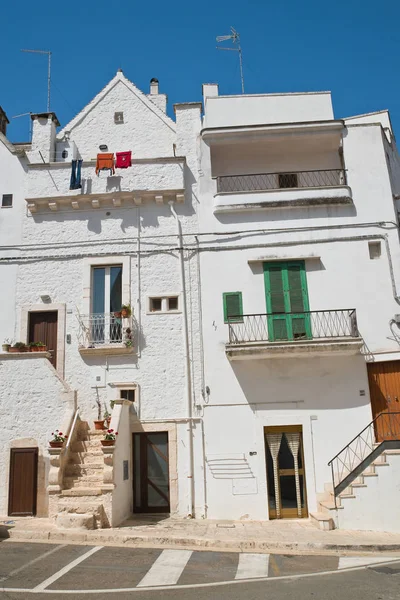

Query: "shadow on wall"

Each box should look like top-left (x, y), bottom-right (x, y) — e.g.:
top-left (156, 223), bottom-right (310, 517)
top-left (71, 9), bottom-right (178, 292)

top-left (215, 203), bottom-right (357, 226)
top-left (229, 354), bottom-right (370, 412)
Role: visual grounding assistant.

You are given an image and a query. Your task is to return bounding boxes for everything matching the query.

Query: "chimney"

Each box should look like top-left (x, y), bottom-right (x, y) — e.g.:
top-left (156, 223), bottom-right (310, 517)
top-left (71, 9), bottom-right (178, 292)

top-left (0, 106), bottom-right (9, 137)
top-left (147, 78), bottom-right (167, 113)
top-left (29, 112), bottom-right (60, 163)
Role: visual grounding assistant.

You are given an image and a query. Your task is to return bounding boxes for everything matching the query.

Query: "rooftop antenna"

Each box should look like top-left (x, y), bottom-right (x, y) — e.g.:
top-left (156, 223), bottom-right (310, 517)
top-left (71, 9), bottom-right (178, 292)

top-left (21, 49), bottom-right (52, 112)
top-left (216, 27), bottom-right (244, 94)
top-left (12, 112), bottom-right (33, 141)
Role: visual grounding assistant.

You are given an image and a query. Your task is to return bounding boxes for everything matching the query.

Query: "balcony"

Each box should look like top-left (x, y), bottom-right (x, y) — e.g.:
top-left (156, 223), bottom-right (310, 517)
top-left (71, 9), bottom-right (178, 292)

top-left (226, 310), bottom-right (363, 360)
top-left (77, 313), bottom-right (135, 356)
top-left (26, 157), bottom-right (185, 212)
top-left (214, 169), bottom-right (352, 213)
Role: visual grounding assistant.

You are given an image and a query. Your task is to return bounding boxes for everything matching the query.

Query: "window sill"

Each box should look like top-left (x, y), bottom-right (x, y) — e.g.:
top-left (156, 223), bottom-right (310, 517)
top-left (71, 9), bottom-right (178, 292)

top-left (78, 345), bottom-right (135, 356)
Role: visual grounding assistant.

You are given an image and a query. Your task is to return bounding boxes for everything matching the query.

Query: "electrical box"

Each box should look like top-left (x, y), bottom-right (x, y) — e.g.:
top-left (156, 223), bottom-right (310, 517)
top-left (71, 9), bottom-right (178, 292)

top-left (55, 140), bottom-right (78, 163)
top-left (90, 367), bottom-right (106, 388)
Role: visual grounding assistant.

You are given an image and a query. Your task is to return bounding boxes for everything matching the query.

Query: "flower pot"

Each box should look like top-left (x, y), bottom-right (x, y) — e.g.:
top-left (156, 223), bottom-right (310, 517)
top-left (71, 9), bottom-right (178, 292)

top-left (101, 439), bottom-right (115, 446)
top-left (37, 346), bottom-right (47, 352)
top-left (121, 309), bottom-right (129, 318)
top-left (114, 311), bottom-right (122, 318)
top-left (94, 420), bottom-right (105, 430)
top-left (2, 344), bottom-right (10, 352)
top-left (49, 441), bottom-right (64, 448)
top-left (9, 346), bottom-right (27, 353)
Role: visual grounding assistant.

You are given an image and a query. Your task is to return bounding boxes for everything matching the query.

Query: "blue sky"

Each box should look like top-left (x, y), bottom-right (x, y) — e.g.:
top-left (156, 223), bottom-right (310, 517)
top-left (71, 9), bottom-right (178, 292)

top-left (1, 0), bottom-right (400, 141)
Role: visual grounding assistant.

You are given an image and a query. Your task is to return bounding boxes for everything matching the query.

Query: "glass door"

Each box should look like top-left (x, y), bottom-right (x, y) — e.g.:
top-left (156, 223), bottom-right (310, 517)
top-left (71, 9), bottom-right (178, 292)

top-left (265, 425), bottom-right (308, 519)
top-left (91, 266), bottom-right (122, 343)
top-left (133, 432), bottom-right (170, 513)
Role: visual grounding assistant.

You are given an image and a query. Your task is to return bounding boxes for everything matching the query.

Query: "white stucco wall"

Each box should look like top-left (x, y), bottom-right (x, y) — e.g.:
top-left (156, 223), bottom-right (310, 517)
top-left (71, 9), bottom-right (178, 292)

top-left (0, 354), bottom-right (75, 515)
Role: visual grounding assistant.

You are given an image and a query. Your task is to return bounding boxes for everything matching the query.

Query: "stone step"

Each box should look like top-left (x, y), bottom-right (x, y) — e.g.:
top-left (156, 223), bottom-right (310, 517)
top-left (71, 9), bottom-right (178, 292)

top-left (320, 500), bottom-right (344, 512)
top-left (309, 511), bottom-right (335, 531)
top-left (71, 440), bottom-right (102, 452)
top-left (65, 464), bottom-right (104, 477)
top-left (61, 487), bottom-right (103, 497)
top-left (383, 449), bottom-right (400, 455)
top-left (68, 451), bottom-right (104, 465)
top-left (64, 476), bottom-right (103, 489)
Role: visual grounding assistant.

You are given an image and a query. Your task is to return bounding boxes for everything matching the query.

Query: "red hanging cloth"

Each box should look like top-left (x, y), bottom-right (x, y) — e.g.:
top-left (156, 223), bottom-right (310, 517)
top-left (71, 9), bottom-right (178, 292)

top-left (115, 151), bottom-right (132, 169)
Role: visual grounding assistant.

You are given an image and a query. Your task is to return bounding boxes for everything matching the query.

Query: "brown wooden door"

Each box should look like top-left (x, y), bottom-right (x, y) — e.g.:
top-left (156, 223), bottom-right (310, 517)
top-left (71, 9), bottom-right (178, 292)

top-left (133, 433), bottom-right (170, 513)
top-left (28, 311), bottom-right (58, 367)
top-left (8, 448), bottom-right (38, 516)
top-left (367, 361), bottom-right (400, 441)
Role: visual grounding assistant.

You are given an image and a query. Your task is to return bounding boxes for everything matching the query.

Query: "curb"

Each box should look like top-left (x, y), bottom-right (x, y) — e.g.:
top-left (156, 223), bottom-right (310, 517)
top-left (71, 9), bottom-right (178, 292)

top-left (2, 527), bottom-right (400, 555)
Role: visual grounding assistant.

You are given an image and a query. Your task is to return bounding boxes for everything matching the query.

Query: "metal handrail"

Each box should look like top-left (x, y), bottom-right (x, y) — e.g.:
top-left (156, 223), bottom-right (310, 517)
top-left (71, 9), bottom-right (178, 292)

top-left (66, 407), bottom-right (80, 450)
top-left (328, 411), bottom-right (400, 498)
top-left (216, 169), bottom-right (347, 194)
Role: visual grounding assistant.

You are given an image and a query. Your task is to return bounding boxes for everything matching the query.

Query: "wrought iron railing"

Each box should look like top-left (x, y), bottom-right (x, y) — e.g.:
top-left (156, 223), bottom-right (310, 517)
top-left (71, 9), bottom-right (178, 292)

top-left (328, 412), bottom-right (400, 499)
top-left (77, 313), bottom-right (134, 348)
top-left (227, 310), bottom-right (359, 344)
top-left (216, 169), bottom-right (346, 194)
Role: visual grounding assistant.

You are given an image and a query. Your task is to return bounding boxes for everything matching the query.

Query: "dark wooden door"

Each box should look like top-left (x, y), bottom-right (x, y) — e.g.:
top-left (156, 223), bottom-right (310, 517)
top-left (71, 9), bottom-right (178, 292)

top-left (367, 361), bottom-right (400, 441)
top-left (133, 433), bottom-right (170, 513)
top-left (8, 448), bottom-right (38, 516)
top-left (28, 311), bottom-right (58, 367)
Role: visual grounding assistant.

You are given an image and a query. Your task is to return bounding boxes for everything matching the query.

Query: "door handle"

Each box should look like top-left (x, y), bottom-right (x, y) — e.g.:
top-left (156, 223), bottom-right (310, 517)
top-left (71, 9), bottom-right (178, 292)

top-left (387, 396), bottom-right (391, 403)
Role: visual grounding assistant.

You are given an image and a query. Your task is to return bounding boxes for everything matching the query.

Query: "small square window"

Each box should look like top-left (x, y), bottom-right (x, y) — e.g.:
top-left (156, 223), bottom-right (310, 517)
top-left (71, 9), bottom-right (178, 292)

top-left (369, 241), bottom-right (381, 260)
top-left (168, 297), bottom-right (178, 311)
top-left (120, 389), bottom-right (135, 402)
top-left (2, 194), bottom-right (12, 208)
top-left (114, 112), bottom-right (124, 124)
top-left (278, 173), bottom-right (298, 189)
top-left (150, 298), bottom-right (162, 312)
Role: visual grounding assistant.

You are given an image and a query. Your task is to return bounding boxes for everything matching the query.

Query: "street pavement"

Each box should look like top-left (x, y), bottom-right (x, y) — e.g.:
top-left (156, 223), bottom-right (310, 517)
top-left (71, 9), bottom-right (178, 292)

top-left (0, 541), bottom-right (399, 599)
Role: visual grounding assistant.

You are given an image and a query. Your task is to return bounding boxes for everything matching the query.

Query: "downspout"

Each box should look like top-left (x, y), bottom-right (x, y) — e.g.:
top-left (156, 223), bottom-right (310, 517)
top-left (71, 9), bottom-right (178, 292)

top-left (169, 201), bottom-right (195, 518)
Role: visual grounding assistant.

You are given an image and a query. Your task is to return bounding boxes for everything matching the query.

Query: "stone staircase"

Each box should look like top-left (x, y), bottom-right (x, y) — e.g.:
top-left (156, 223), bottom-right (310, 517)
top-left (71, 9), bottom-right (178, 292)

top-left (50, 420), bottom-right (113, 529)
top-left (311, 448), bottom-right (400, 531)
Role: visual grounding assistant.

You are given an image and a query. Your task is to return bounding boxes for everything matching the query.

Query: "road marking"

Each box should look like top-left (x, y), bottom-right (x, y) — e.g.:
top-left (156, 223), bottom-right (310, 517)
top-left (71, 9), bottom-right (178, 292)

top-left (137, 549), bottom-right (192, 587)
top-left (31, 546), bottom-right (103, 592)
top-left (0, 544), bottom-right (66, 582)
top-left (338, 555), bottom-right (397, 569)
top-left (235, 553), bottom-right (270, 579)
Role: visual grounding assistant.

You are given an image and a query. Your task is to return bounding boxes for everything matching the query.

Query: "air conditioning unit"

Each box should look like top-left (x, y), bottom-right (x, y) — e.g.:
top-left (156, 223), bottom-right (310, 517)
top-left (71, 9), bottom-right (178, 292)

top-left (55, 140), bottom-right (78, 163)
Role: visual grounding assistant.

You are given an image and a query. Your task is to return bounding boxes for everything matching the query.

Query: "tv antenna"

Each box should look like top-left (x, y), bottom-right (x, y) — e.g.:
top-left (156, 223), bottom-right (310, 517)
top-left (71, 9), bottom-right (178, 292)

top-left (21, 49), bottom-right (52, 112)
top-left (216, 27), bottom-right (244, 94)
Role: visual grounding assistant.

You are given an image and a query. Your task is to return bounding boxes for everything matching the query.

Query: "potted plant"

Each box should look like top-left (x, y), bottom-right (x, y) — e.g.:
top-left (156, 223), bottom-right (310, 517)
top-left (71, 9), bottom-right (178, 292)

top-left (2, 338), bottom-right (12, 352)
top-left (94, 399), bottom-right (105, 430)
top-left (9, 342), bottom-right (28, 353)
top-left (114, 310), bottom-right (122, 318)
top-left (49, 429), bottom-right (68, 448)
top-left (121, 304), bottom-right (132, 318)
top-left (101, 429), bottom-right (118, 447)
top-left (29, 342), bottom-right (41, 352)
top-left (34, 341), bottom-right (47, 352)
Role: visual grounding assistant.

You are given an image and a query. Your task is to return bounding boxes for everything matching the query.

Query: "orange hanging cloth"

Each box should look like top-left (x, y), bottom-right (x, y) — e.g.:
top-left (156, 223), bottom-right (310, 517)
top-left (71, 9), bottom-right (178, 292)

top-left (96, 153), bottom-right (115, 176)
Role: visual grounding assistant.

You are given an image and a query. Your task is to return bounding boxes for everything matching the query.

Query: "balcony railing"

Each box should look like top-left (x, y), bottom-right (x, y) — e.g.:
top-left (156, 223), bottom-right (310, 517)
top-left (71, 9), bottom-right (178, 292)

top-left (217, 169), bottom-right (346, 194)
top-left (227, 310), bottom-right (359, 345)
top-left (77, 313), bottom-right (134, 349)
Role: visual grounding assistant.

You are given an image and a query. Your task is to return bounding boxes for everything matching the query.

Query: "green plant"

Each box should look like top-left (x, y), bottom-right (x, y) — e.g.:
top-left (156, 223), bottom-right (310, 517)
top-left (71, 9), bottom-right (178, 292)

top-left (110, 400), bottom-right (115, 410)
top-left (103, 403), bottom-right (111, 420)
top-left (125, 339), bottom-right (133, 348)
top-left (103, 429), bottom-right (118, 441)
top-left (51, 429), bottom-right (68, 443)
top-left (121, 303), bottom-right (132, 317)
top-left (13, 342), bottom-right (27, 349)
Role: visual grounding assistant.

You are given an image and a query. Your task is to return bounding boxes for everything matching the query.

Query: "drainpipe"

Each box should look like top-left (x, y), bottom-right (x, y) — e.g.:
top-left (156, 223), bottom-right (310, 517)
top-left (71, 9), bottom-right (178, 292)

top-left (169, 201), bottom-right (195, 518)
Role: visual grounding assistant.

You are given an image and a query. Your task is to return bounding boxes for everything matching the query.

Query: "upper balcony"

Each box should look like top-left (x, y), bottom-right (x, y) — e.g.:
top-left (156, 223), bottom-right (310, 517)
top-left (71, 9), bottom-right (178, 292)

top-left (225, 309), bottom-right (363, 360)
top-left (26, 157), bottom-right (185, 213)
top-left (214, 168), bottom-right (352, 213)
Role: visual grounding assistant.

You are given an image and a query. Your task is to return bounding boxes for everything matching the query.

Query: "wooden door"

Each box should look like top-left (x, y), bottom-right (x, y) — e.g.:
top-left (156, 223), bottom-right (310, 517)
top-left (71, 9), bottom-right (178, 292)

top-left (133, 433), bottom-right (170, 513)
top-left (8, 448), bottom-right (38, 516)
top-left (28, 311), bottom-right (58, 367)
top-left (367, 361), bottom-right (400, 441)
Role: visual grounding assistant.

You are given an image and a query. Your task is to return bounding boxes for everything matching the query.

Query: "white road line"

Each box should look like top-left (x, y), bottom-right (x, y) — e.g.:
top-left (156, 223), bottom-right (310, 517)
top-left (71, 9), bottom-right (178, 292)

top-left (31, 546), bottom-right (103, 592)
top-left (0, 544), bottom-right (66, 582)
top-left (338, 555), bottom-right (396, 569)
top-left (235, 553), bottom-right (270, 579)
top-left (136, 549), bottom-right (193, 587)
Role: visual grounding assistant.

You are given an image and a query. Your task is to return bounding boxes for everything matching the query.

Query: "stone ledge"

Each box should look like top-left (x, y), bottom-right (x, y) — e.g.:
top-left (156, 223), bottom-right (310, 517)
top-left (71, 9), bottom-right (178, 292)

top-left (0, 351), bottom-right (51, 359)
top-left (226, 338), bottom-right (364, 360)
top-left (78, 346), bottom-right (135, 357)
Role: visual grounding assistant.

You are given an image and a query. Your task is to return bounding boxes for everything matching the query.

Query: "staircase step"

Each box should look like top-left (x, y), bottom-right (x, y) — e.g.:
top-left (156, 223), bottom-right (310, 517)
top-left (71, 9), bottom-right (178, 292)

top-left (68, 452), bottom-right (104, 465)
top-left (362, 472), bottom-right (378, 478)
top-left (65, 464), bottom-right (104, 477)
top-left (350, 482), bottom-right (367, 488)
top-left (320, 500), bottom-right (343, 511)
top-left (61, 487), bottom-right (103, 497)
top-left (383, 449), bottom-right (400, 455)
top-left (310, 512), bottom-right (335, 530)
top-left (71, 441), bottom-right (102, 452)
top-left (64, 476), bottom-right (103, 489)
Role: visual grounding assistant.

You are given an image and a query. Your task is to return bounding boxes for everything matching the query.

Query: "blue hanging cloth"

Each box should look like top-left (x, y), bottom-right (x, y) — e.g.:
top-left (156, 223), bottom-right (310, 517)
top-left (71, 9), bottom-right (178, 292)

top-left (70, 159), bottom-right (83, 190)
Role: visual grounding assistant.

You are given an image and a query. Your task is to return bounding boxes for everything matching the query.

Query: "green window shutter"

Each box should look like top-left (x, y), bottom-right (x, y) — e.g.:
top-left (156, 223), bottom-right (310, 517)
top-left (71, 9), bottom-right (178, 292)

top-left (268, 265), bottom-right (286, 314)
top-left (223, 292), bottom-right (243, 323)
top-left (287, 264), bottom-right (305, 312)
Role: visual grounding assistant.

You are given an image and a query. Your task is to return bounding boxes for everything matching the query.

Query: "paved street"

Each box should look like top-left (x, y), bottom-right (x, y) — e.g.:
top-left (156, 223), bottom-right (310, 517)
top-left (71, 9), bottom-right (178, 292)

top-left (0, 541), bottom-right (399, 599)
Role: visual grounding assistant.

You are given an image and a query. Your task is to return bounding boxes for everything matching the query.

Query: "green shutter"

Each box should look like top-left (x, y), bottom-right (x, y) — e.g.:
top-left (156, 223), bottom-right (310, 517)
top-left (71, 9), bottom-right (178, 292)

top-left (263, 261), bottom-right (311, 341)
top-left (223, 292), bottom-right (243, 323)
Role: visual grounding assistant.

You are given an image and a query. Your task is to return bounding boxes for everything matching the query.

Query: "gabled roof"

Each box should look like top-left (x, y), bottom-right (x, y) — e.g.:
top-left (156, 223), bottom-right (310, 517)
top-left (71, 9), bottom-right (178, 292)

top-left (58, 70), bottom-right (176, 139)
top-left (0, 131), bottom-right (24, 155)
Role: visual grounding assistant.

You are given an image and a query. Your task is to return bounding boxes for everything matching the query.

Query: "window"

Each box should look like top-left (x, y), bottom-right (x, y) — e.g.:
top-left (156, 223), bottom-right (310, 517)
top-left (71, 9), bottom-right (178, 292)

top-left (91, 265), bottom-right (123, 344)
top-left (223, 292), bottom-right (243, 323)
top-left (369, 241), bottom-right (381, 260)
top-left (121, 389), bottom-right (135, 402)
top-left (149, 296), bottom-right (179, 313)
top-left (114, 112), bottom-right (124, 124)
top-left (263, 261), bottom-right (310, 341)
top-left (278, 173), bottom-right (298, 189)
top-left (2, 194), bottom-right (12, 208)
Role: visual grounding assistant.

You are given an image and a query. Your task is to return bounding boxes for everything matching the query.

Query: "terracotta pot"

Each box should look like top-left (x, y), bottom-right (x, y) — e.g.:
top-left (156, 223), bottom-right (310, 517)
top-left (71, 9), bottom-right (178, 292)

top-left (9, 347), bottom-right (27, 353)
top-left (30, 346), bottom-right (39, 352)
top-left (94, 420), bottom-right (105, 430)
top-left (49, 441), bottom-right (64, 448)
top-left (114, 311), bottom-right (122, 318)
top-left (121, 309), bottom-right (129, 318)
top-left (101, 439), bottom-right (115, 446)
top-left (37, 346), bottom-right (47, 352)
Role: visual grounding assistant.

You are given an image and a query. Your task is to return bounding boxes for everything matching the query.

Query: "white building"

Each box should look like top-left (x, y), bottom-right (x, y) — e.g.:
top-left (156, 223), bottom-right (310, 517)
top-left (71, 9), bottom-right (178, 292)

top-left (1, 73), bottom-right (400, 532)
